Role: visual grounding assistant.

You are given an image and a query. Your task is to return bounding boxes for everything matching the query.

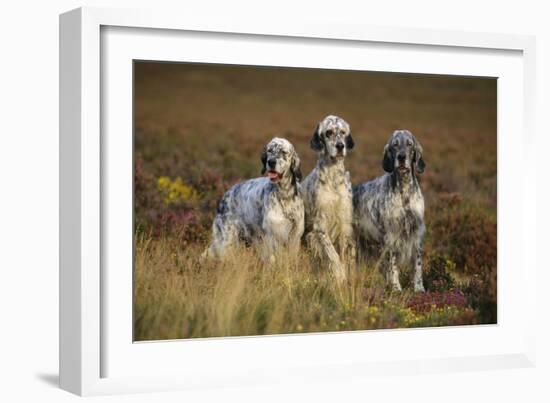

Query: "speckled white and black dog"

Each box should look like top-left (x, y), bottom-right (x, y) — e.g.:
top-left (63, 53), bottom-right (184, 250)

top-left (353, 130), bottom-right (426, 292)
top-left (204, 137), bottom-right (304, 262)
top-left (301, 115), bottom-right (356, 282)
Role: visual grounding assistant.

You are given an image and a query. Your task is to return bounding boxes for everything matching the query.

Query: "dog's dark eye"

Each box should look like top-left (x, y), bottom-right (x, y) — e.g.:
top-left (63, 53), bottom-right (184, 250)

top-left (407, 139), bottom-right (413, 146)
top-left (393, 140), bottom-right (398, 147)
top-left (326, 130), bottom-right (333, 137)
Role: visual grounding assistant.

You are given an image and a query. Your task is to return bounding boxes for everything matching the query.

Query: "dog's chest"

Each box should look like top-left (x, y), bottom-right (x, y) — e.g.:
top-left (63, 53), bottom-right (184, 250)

top-left (385, 190), bottom-right (424, 234)
top-left (316, 181), bottom-right (351, 211)
top-left (315, 180), bottom-right (353, 237)
top-left (264, 196), bottom-right (304, 237)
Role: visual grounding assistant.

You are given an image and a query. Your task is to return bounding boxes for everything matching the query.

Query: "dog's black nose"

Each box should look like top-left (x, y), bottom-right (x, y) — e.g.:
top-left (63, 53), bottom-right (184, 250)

top-left (397, 153), bottom-right (406, 162)
top-left (268, 159), bottom-right (277, 169)
top-left (336, 142), bottom-right (345, 151)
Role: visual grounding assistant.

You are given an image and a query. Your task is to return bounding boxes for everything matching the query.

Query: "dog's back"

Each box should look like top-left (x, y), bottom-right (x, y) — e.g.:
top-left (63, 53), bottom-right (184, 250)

top-left (216, 178), bottom-right (269, 238)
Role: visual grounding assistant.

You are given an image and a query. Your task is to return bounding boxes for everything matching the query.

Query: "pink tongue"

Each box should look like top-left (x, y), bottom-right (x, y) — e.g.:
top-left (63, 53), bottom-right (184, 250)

top-left (267, 172), bottom-right (278, 179)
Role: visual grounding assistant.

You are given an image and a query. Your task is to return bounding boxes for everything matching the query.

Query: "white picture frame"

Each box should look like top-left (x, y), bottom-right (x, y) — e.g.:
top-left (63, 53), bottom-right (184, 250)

top-left (59, 6), bottom-right (537, 396)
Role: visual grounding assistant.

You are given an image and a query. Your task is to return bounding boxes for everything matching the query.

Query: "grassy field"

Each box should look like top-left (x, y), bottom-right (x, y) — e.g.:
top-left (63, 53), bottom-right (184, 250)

top-left (134, 62), bottom-right (497, 341)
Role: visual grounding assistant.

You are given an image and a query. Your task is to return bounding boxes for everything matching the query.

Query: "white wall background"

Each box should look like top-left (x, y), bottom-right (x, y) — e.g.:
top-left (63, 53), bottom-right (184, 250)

top-left (0, 1), bottom-right (548, 401)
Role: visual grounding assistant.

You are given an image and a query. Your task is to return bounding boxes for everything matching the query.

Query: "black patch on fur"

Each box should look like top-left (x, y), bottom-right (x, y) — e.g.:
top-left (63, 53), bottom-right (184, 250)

top-left (291, 153), bottom-right (302, 183)
top-left (260, 146), bottom-right (268, 175)
top-left (216, 195), bottom-right (228, 215)
top-left (346, 133), bottom-right (355, 150)
top-left (414, 149), bottom-right (426, 174)
top-left (310, 124), bottom-right (324, 151)
top-left (382, 145), bottom-right (394, 173)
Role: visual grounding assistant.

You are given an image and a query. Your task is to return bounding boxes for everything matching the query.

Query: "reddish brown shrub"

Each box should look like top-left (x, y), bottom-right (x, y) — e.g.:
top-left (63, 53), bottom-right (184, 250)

top-left (407, 289), bottom-right (467, 314)
top-left (424, 252), bottom-right (456, 292)
top-left (427, 193), bottom-right (496, 275)
top-left (462, 265), bottom-right (497, 324)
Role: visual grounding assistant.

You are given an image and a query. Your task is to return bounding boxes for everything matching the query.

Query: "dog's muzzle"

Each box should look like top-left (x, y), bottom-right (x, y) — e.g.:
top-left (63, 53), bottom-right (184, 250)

top-left (266, 170), bottom-right (282, 182)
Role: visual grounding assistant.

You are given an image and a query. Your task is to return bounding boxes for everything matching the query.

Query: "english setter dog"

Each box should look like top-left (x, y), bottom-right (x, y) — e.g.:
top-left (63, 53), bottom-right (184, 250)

top-left (301, 115), bottom-right (356, 282)
top-left (204, 137), bottom-right (304, 262)
top-left (353, 129), bottom-right (426, 292)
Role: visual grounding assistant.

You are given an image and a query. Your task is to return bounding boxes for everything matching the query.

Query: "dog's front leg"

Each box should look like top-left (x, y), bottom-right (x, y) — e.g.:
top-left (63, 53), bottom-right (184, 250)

top-left (260, 233), bottom-right (277, 264)
top-left (306, 230), bottom-right (346, 282)
top-left (412, 246), bottom-right (425, 292)
top-left (340, 232), bottom-right (356, 271)
top-left (386, 250), bottom-right (402, 292)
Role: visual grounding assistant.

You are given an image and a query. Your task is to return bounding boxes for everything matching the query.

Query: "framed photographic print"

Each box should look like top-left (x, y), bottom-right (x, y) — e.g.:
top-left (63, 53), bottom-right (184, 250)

top-left (60, 6), bottom-right (537, 396)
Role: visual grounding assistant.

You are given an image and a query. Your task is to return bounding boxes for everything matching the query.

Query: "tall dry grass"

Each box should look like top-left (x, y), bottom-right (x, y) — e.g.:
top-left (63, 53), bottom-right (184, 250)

top-left (134, 235), bottom-right (480, 341)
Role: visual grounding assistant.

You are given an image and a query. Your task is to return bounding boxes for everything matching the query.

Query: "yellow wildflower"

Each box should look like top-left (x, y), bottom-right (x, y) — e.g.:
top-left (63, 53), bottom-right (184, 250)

top-left (157, 176), bottom-right (199, 205)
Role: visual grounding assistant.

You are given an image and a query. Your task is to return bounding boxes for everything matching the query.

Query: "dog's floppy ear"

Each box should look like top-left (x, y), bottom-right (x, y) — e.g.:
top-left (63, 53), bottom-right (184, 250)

top-left (346, 133), bottom-right (355, 150)
top-left (310, 124), bottom-right (324, 151)
top-left (291, 150), bottom-right (302, 182)
top-left (414, 139), bottom-right (426, 174)
top-left (382, 143), bottom-right (394, 173)
top-left (260, 146), bottom-right (268, 175)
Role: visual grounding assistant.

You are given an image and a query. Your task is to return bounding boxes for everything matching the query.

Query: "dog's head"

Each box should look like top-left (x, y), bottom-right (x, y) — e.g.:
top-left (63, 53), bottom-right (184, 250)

top-left (382, 129), bottom-right (425, 175)
top-left (310, 115), bottom-right (354, 160)
top-left (261, 137), bottom-right (302, 184)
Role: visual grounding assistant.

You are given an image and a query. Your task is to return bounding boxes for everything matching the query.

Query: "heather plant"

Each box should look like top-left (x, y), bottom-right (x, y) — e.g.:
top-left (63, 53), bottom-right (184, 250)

top-left (428, 195), bottom-right (496, 275)
top-left (462, 265), bottom-right (497, 324)
top-left (407, 289), bottom-right (467, 314)
top-left (424, 252), bottom-right (456, 292)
